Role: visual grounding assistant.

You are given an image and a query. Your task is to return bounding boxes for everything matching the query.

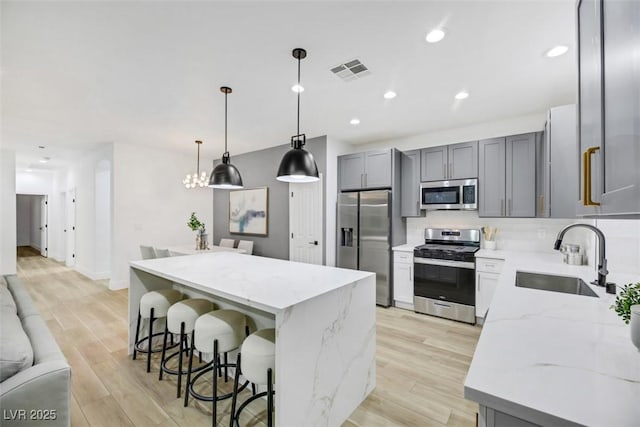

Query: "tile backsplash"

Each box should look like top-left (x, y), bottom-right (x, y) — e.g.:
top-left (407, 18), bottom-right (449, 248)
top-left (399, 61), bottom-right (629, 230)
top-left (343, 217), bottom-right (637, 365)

top-left (594, 219), bottom-right (640, 276)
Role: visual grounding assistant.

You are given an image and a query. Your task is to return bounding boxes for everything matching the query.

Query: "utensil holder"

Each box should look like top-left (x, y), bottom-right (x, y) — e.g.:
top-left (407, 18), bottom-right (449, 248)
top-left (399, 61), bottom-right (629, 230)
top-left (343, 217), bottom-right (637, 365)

top-left (484, 240), bottom-right (496, 250)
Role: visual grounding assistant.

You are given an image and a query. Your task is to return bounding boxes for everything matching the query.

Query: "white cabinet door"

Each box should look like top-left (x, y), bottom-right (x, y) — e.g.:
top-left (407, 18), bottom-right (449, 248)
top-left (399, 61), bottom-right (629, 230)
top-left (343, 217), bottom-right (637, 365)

top-left (476, 272), bottom-right (499, 318)
top-left (393, 260), bottom-right (413, 306)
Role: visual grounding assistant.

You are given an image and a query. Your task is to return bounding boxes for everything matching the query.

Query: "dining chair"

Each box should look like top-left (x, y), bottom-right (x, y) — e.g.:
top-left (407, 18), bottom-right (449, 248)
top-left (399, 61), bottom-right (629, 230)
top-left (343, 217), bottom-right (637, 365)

top-left (140, 245), bottom-right (157, 260)
top-left (219, 238), bottom-right (235, 248)
top-left (154, 248), bottom-right (171, 258)
top-left (237, 240), bottom-right (254, 255)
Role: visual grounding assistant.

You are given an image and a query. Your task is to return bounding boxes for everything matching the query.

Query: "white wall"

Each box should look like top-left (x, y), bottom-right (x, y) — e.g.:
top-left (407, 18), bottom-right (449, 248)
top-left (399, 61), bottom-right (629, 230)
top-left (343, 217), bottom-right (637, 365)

top-left (325, 137), bottom-right (353, 267)
top-left (110, 142), bottom-right (213, 290)
top-left (349, 112), bottom-right (546, 153)
top-left (0, 149), bottom-right (17, 274)
top-left (30, 196), bottom-right (42, 250)
top-left (95, 160), bottom-right (111, 276)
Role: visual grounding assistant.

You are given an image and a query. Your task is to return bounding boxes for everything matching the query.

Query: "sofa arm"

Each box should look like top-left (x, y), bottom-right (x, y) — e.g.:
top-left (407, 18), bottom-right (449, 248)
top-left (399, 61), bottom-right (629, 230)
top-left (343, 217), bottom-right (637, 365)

top-left (0, 360), bottom-right (71, 427)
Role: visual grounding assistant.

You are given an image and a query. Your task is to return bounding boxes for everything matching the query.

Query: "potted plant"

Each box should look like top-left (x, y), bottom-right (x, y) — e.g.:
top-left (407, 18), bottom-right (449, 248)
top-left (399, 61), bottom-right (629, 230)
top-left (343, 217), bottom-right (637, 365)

top-left (187, 212), bottom-right (208, 250)
top-left (611, 282), bottom-right (640, 351)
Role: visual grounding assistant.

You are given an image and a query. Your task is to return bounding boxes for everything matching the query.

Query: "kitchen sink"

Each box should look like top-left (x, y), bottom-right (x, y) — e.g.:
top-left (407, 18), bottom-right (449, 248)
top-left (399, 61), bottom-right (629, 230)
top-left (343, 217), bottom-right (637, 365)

top-left (515, 271), bottom-right (599, 297)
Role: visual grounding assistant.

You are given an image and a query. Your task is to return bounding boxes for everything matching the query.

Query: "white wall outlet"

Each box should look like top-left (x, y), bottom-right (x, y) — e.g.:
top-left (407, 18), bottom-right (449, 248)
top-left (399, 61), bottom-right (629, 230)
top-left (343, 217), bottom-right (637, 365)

top-left (537, 228), bottom-right (547, 239)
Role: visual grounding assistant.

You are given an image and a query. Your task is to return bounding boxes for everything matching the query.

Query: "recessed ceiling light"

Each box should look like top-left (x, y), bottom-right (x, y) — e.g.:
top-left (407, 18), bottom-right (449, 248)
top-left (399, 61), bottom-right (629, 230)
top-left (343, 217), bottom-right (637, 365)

top-left (384, 91), bottom-right (397, 99)
top-left (454, 91), bottom-right (469, 100)
top-left (425, 29), bottom-right (445, 43)
top-left (26, 169), bottom-right (32, 172)
top-left (291, 84), bottom-right (304, 93)
top-left (38, 145), bottom-right (45, 149)
top-left (39, 157), bottom-right (50, 163)
top-left (545, 45), bottom-right (569, 58)
top-left (350, 118), bottom-right (360, 125)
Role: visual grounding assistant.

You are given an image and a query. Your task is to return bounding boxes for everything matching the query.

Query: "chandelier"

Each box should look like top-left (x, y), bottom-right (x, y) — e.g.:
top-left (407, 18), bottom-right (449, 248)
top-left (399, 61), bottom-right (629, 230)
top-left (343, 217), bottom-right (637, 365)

top-left (183, 140), bottom-right (208, 188)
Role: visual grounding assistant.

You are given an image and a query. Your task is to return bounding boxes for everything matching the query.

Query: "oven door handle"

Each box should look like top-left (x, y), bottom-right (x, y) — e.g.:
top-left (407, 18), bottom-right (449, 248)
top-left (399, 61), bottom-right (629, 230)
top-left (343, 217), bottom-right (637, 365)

top-left (414, 258), bottom-right (475, 270)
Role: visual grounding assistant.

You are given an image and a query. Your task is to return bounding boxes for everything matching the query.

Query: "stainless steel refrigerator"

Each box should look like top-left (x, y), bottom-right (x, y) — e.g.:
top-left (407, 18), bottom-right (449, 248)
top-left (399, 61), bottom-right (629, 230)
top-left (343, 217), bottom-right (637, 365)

top-left (337, 190), bottom-right (392, 307)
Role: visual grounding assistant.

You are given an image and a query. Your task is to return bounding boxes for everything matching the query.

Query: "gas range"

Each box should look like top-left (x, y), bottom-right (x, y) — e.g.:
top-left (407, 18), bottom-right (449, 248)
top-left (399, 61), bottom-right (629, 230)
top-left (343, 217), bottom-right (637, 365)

top-left (413, 228), bottom-right (480, 324)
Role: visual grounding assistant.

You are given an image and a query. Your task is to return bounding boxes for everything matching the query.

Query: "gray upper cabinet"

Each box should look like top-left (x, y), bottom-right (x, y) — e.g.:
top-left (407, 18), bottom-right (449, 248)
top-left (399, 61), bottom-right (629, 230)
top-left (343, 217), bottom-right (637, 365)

top-left (365, 150), bottom-right (392, 189)
top-left (479, 134), bottom-right (536, 218)
top-left (539, 105), bottom-right (577, 218)
top-left (506, 134), bottom-right (536, 217)
top-left (401, 150), bottom-right (421, 217)
top-left (479, 138), bottom-right (506, 217)
top-left (420, 146), bottom-right (447, 181)
top-left (448, 141), bottom-right (478, 180)
top-left (599, 0), bottom-right (640, 215)
top-left (339, 153), bottom-right (366, 191)
top-left (420, 141), bottom-right (478, 182)
top-left (576, 0), bottom-right (604, 215)
top-left (338, 149), bottom-right (392, 191)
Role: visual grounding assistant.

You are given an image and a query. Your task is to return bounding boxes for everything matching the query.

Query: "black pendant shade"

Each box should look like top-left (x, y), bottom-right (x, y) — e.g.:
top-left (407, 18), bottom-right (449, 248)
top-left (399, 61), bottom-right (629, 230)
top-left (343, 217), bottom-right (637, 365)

top-left (276, 48), bottom-right (320, 183)
top-left (209, 153), bottom-right (243, 189)
top-left (209, 86), bottom-right (244, 189)
top-left (276, 136), bottom-right (319, 183)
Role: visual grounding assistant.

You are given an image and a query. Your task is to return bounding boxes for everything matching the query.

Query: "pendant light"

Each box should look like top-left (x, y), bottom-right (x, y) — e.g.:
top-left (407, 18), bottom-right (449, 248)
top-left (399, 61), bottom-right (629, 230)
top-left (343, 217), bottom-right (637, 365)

top-left (276, 48), bottom-right (319, 183)
top-left (183, 140), bottom-right (208, 188)
top-left (208, 86), bottom-right (244, 189)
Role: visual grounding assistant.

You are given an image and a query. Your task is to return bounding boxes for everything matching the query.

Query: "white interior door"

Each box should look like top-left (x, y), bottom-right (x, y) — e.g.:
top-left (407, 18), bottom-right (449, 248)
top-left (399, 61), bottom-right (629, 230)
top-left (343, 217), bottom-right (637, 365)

top-left (289, 174), bottom-right (323, 265)
top-left (66, 189), bottom-right (76, 267)
top-left (40, 195), bottom-right (48, 257)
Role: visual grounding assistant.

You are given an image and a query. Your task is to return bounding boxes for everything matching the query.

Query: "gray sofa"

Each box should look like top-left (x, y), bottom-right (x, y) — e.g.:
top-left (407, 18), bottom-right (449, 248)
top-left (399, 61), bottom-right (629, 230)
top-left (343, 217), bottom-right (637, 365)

top-left (0, 275), bottom-right (71, 427)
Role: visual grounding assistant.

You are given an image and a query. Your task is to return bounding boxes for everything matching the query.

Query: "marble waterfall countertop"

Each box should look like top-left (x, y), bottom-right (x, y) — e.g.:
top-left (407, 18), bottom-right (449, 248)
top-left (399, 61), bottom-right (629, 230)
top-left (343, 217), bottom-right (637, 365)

top-left (392, 243), bottom-right (421, 252)
top-left (130, 251), bottom-right (374, 314)
top-left (465, 250), bottom-right (640, 427)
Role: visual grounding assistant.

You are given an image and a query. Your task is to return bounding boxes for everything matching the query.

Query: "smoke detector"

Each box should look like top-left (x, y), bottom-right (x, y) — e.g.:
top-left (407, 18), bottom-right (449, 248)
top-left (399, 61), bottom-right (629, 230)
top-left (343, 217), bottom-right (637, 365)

top-left (330, 59), bottom-right (370, 82)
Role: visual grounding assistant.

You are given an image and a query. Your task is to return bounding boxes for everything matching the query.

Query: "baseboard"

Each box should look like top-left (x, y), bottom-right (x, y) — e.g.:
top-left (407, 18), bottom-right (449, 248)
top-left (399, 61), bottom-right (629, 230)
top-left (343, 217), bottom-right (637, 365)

top-left (393, 300), bottom-right (415, 311)
top-left (74, 265), bottom-right (111, 281)
top-left (108, 279), bottom-right (129, 290)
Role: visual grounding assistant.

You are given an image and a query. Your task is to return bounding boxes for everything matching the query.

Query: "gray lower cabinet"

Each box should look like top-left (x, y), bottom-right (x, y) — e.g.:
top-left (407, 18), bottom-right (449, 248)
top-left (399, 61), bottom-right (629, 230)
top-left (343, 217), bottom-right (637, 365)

top-left (479, 134), bottom-right (536, 218)
top-left (401, 150), bottom-right (421, 217)
top-left (478, 405), bottom-right (540, 427)
top-left (538, 105), bottom-right (577, 218)
top-left (338, 149), bottom-right (392, 191)
top-left (420, 141), bottom-right (478, 181)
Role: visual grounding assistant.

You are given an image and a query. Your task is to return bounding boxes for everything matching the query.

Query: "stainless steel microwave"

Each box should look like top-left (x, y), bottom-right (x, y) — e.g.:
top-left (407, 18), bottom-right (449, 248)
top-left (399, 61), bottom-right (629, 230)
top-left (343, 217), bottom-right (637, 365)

top-left (420, 179), bottom-right (478, 210)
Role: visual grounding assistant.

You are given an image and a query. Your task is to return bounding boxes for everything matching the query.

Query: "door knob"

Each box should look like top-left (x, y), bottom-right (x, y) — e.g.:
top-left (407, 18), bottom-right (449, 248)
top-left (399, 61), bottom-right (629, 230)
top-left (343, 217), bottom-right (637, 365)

top-left (309, 241), bottom-right (318, 245)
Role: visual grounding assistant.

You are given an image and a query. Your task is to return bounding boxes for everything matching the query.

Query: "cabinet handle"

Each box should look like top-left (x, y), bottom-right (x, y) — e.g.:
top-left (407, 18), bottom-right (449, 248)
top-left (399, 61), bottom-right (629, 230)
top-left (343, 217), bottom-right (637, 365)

top-left (500, 199), bottom-right (504, 216)
top-left (539, 195), bottom-right (544, 215)
top-left (508, 198), bottom-right (512, 216)
top-left (365, 173), bottom-right (368, 187)
top-left (409, 265), bottom-right (412, 278)
top-left (582, 147), bottom-right (601, 206)
top-left (361, 173), bottom-right (364, 188)
top-left (450, 163), bottom-right (454, 179)
top-left (477, 273), bottom-right (480, 292)
top-left (443, 163), bottom-right (447, 179)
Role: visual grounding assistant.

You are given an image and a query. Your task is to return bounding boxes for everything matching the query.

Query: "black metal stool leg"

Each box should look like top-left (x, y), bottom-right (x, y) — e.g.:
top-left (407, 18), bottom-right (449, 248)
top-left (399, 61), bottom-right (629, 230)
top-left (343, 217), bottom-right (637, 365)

top-left (212, 339), bottom-right (219, 426)
top-left (199, 351), bottom-right (203, 363)
top-left (184, 330), bottom-right (196, 407)
top-left (177, 322), bottom-right (185, 398)
top-left (159, 325), bottom-right (169, 380)
top-left (224, 352), bottom-right (228, 382)
top-left (133, 309), bottom-right (141, 360)
top-left (251, 383), bottom-right (256, 396)
top-left (229, 353), bottom-right (241, 427)
top-left (267, 368), bottom-right (273, 427)
top-left (146, 308), bottom-right (155, 373)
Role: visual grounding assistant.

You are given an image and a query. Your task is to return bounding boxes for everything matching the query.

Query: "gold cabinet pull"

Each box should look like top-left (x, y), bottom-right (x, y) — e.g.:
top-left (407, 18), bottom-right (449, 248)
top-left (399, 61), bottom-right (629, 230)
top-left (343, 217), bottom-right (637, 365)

top-left (539, 195), bottom-right (544, 215)
top-left (583, 147), bottom-right (601, 206)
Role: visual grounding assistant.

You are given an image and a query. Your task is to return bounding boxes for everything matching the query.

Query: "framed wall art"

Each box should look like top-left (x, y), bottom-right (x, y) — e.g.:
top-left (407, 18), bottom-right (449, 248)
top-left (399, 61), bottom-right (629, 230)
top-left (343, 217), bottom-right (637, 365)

top-left (229, 187), bottom-right (268, 236)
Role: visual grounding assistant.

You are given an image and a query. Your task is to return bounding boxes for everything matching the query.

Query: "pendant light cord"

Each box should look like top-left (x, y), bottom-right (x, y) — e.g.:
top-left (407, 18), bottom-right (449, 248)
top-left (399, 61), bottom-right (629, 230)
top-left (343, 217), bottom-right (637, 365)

top-left (196, 141), bottom-right (200, 173)
top-left (297, 54), bottom-right (301, 137)
top-left (224, 91), bottom-right (228, 154)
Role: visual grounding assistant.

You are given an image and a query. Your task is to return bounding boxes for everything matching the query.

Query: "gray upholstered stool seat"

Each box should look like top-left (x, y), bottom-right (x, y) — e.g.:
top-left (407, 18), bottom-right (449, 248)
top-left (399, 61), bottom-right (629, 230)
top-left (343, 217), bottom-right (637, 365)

top-left (159, 298), bottom-right (216, 398)
top-left (230, 328), bottom-right (276, 427)
top-left (184, 309), bottom-right (250, 422)
top-left (133, 289), bottom-right (182, 373)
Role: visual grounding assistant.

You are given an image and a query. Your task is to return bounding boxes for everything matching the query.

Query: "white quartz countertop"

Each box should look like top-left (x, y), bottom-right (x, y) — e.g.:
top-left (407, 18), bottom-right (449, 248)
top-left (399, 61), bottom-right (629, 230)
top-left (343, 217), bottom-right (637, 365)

top-left (130, 252), bottom-right (374, 314)
top-left (392, 243), bottom-right (419, 252)
top-left (465, 250), bottom-right (640, 426)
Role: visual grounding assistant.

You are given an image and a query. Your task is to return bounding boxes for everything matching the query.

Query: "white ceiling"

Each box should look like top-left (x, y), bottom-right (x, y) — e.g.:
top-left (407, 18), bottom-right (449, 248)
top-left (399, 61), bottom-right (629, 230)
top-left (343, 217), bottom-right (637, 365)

top-left (1, 0), bottom-right (577, 168)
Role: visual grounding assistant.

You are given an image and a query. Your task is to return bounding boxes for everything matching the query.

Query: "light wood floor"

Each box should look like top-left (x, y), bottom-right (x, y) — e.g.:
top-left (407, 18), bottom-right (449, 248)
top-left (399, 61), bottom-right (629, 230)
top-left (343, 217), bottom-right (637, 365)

top-left (15, 247), bottom-right (482, 427)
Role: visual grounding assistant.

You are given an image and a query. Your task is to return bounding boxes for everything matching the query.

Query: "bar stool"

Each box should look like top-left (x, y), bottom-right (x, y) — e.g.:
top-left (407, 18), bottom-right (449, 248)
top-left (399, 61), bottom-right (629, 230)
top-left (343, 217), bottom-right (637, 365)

top-left (159, 298), bottom-right (216, 398)
top-left (133, 289), bottom-right (182, 373)
top-left (184, 309), bottom-right (251, 424)
top-left (230, 328), bottom-right (276, 427)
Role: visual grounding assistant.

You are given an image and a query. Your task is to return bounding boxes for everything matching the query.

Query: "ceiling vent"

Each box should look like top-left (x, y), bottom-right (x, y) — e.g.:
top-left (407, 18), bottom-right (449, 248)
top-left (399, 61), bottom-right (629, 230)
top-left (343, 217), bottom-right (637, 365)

top-left (330, 59), bottom-right (370, 81)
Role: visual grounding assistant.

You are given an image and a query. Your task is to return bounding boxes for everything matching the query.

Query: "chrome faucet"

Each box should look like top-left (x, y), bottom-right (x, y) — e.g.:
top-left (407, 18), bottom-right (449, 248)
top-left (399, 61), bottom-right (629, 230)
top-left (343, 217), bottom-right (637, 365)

top-left (554, 223), bottom-right (613, 292)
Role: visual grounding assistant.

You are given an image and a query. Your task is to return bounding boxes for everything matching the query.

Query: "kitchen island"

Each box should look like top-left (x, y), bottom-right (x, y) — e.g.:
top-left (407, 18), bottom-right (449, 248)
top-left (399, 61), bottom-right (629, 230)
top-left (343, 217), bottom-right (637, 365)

top-left (465, 250), bottom-right (640, 427)
top-left (129, 252), bottom-right (376, 426)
